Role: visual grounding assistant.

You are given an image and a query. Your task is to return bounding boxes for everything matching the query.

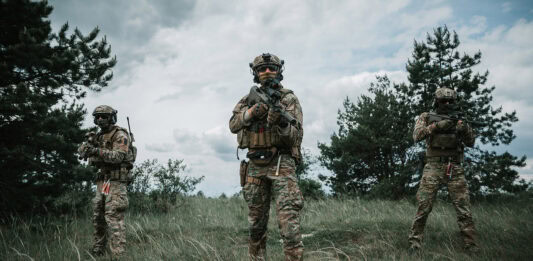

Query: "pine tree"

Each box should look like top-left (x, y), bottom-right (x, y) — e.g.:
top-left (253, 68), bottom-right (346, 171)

top-left (0, 0), bottom-right (116, 218)
top-left (319, 26), bottom-right (527, 198)
top-left (318, 76), bottom-right (417, 199)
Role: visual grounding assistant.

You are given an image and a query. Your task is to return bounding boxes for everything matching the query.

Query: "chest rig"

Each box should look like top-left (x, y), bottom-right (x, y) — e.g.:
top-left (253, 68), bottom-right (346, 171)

top-left (98, 127), bottom-right (118, 150)
top-left (237, 88), bottom-right (296, 165)
top-left (96, 126), bottom-right (135, 168)
top-left (426, 114), bottom-right (462, 158)
top-left (91, 126), bottom-right (135, 182)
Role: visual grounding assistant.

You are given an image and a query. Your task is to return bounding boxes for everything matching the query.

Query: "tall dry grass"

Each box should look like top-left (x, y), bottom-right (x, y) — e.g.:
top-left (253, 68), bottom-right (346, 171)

top-left (1, 195), bottom-right (532, 260)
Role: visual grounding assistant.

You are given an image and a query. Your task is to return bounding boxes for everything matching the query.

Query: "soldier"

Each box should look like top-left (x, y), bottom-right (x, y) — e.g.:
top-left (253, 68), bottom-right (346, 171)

top-left (408, 88), bottom-right (479, 252)
top-left (78, 105), bottom-right (135, 258)
top-left (229, 53), bottom-right (305, 260)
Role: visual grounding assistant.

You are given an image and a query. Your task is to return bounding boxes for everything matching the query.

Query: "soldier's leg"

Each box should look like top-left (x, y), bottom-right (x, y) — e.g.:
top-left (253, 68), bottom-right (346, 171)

top-left (92, 181), bottom-right (107, 255)
top-left (273, 156), bottom-right (304, 261)
top-left (409, 162), bottom-right (442, 248)
top-left (447, 165), bottom-right (477, 248)
top-left (243, 179), bottom-right (272, 260)
top-left (104, 181), bottom-right (129, 257)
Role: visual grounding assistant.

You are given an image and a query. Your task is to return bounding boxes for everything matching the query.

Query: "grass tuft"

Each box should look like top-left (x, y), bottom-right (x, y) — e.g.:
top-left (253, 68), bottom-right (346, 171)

top-left (0, 196), bottom-right (532, 260)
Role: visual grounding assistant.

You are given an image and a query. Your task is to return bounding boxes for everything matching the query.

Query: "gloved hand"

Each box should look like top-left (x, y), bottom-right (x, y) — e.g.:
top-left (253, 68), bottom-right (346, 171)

top-left (247, 103), bottom-right (268, 119)
top-left (78, 143), bottom-right (99, 159)
top-left (267, 108), bottom-right (281, 125)
top-left (456, 120), bottom-right (468, 134)
top-left (435, 119), bottom-right (454, 131)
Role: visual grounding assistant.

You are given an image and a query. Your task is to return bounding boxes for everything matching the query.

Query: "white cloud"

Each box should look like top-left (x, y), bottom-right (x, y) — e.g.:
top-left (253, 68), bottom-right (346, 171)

top-left (502, 2), bottom-right (512, 13)
top-left (460, 19), bottom-right (533, 102)
top-left (145, 143), bottom-right (175, 153)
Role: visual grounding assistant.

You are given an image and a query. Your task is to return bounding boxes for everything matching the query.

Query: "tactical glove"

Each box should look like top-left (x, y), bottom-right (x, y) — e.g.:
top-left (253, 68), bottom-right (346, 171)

top-left (435, 119), bottom-right (454, 131)
top-left (247, 103), bottom-right (269, 119)
top-left (78, 143), bottom-right (99, 159)
top-left (267, 108), bottom-right (281, 125)
top-left (456, 120), bottom-right (469, 134)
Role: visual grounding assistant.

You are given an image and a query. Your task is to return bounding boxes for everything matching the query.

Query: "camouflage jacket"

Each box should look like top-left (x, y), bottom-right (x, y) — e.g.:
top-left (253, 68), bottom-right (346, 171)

top-left (413, 112), bottom-right (475, 157)
top-left (89, 125), bottom-right (131, 168)
top-left (229, 85), bottom-right (304, 161)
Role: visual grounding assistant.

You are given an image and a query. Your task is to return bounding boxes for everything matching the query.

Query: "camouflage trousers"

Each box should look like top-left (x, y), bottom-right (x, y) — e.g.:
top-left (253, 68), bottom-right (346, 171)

top-left (409, 161), bottom-right (477, 248)
top-left (92, 180), bottom-right (129, 257)
top-left (243, 154), bottom-right (304, 261)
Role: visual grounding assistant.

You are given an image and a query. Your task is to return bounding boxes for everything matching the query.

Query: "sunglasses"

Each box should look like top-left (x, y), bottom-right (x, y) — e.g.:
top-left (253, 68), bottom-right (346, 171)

top-left (256, 65), bottom-right (279, 73)
top-left (437, 99), bottom-right (454, 103)
top-left (94, 114), bottom-right (110, 119)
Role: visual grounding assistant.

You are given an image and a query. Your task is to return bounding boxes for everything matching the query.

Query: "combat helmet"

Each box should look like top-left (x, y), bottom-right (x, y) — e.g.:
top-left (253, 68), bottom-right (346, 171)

top-left (249, 53), bottom-right (284, 83)
top-left (435, 87), bottom-right (457, 101)
top-left (92, 105), bottom-right (117, 125)
top-left (433, 87), bottom-right (458, 114)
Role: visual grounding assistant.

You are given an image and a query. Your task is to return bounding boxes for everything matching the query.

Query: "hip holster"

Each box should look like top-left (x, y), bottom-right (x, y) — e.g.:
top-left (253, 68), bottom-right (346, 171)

top-left (240, 160), bottom-right (249, 187)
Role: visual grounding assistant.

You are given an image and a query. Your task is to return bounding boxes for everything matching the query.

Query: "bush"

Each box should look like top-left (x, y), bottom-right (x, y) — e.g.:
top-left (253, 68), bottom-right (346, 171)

top-left (297, 148), bottom-right (326, 200)
top-left (299, 178), bottom-right (326, 200)
top-left (127, 159), bottom-right (204, 213)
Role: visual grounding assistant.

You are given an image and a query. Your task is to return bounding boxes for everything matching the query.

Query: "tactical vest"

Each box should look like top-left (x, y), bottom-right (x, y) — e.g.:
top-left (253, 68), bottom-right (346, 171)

top-left (425, 114), bottom-right (463, 158)
top-left (237, 88), bottom-right (303, 165)
top-left (97, 125), bottom-right (137, 169)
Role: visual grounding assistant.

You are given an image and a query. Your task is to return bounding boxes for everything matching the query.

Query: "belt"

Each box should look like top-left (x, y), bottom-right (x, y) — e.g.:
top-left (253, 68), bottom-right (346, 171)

top-left (247, 149), bottom-right (291, 160)
top-left (98, 168), bottom-right (128, 181)
top-left (426, 156), bottom-right (461, 163)
top-left (247, 150), bottom-right (273, 160)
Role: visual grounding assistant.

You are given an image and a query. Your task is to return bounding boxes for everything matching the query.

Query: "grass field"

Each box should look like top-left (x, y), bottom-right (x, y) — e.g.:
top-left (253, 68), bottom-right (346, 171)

top-left (1, 195), bottom-right (532, 260)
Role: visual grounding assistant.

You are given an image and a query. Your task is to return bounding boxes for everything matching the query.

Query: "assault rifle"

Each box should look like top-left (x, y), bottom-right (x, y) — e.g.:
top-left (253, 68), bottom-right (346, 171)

top-left (78, 131), bottom-right (98, 161)
top-left (427, 112), bottom-right (484, 127)
top-left (126, 117), bottom-right (138, 168)
top-left (127, 117), bottom-right (135, 143)
top-left (247, 85), bottom-right (298, 127)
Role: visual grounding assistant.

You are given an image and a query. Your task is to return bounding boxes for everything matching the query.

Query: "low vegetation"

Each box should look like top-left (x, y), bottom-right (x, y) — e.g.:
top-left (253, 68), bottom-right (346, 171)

top-left (2, 195), bottom-right (532, 260)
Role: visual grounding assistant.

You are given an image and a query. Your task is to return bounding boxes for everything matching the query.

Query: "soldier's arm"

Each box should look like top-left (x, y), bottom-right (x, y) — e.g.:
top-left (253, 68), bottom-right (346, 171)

top-left (461, 123), bottom-right (476, 147)
top-left (413, 112), bottom-right (432, 142)
top-left (277, 93), bottom-right (303, 146)
top-left (95, 130), bottom-right (129, 164)
top-left (229, 95), bottom-right (250, 134)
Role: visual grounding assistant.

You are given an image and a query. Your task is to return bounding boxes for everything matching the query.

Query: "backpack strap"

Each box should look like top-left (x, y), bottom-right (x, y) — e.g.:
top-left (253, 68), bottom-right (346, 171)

top-left (278, 88), bottom-right (293, 96)
top-left (110, 127), bottom-right (130, 141)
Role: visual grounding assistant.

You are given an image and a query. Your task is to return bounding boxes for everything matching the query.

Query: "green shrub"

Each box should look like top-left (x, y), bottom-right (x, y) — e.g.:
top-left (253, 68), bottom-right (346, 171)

top-left (127, 159), bottom-right (204, 213)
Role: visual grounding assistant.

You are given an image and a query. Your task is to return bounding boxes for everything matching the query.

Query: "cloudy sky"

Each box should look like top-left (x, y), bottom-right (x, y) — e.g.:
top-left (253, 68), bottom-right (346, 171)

top-left (48, 0), bottom-right (533, 196)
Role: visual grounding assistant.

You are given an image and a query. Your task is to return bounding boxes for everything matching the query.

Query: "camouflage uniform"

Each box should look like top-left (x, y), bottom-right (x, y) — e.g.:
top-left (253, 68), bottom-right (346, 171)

top-left (408, 88), bottom-right (478, 250)
top-left (229, 53), bottom-right (305, 260)
top-left (79, 105), bottom-right (133, 258)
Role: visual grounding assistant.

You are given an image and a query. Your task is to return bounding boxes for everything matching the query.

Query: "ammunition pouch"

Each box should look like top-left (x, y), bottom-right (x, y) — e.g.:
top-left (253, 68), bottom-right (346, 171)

top-left (237, 123), bottom-right (282, 149)
top-left (96, 166), bottom-right (131, 183)
top-left (429, 133), bottom-right (458, 150)
top-left (249, 130), bottom-right (273, 149)
top-left (426, 155), bottom-right (462, 164)
top-left (240, 160), bottom-right (249, 187)
top-left (247, 147), bottom-right (278, 166)
top-left (246, 176), bottom-right (263, 185)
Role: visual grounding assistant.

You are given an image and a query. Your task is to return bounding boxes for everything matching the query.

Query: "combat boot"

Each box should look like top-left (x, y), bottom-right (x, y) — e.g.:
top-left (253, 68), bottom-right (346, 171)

top-left (90, 248), bottom-right (105, 257)
top-left (407, 243), bottom-right (421, 255)
top-left (464, 244), bottom-right (480, 254)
